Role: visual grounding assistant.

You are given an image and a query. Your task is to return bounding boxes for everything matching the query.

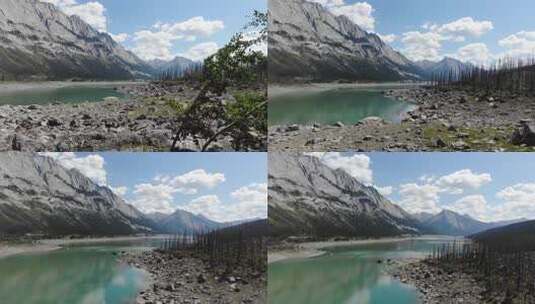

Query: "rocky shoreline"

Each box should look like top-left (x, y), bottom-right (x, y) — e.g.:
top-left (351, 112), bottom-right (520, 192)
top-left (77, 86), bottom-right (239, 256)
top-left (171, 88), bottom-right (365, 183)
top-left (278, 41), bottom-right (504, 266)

top-left (269, 87), bottom-right (535, 151)
top-left (0, 82), bottom-right (265, 152)
top-left (390, 259), bottom-right (486, 304)
top-left (121, 249), bottom-right (266, 304)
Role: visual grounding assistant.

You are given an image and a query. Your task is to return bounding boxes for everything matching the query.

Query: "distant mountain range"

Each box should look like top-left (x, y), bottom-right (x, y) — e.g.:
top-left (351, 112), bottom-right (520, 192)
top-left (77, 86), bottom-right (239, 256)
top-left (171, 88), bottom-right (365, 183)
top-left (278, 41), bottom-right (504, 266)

top-left (0, 152), bottom-right (260, 236)
top-left (269, 153), bottom-right (423, 237)
top-left (415, 57), bottom-right (474, 79)
top-left (413, 209), bottom-right (526, 236)
top-left (269, 153), bottom-right (528, 239)
top-left (147, 56), bottom-right (199, 76)
top-left (147, 210), bottom-right (221, 234)
top-left (268, 0), bottom-right (472, 83)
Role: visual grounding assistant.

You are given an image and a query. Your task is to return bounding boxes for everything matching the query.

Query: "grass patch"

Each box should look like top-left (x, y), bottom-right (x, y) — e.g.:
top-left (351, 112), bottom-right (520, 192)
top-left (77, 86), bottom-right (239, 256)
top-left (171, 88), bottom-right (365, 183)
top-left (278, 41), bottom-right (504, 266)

top-left (423, 123), bottom-right (535, 151)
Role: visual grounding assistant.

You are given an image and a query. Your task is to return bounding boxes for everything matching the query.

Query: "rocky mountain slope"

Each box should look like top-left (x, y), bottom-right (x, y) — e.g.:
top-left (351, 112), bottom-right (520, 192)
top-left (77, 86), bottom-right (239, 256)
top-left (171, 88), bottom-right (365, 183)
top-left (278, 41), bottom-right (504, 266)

top-left (268, 0), bottom-right (423, 83)
top-left (0, 152), bottom-right (153, 235)
top-left (269, 153), bottom-right (422, 237)
top-left (418, 209), bottom-right (524, 236)
top-left (147, 210), bottom-right (221, 234)
top-left (0, 0), bottom-right (154, 80)
top-left (415, 57), bottom-right (473, 79)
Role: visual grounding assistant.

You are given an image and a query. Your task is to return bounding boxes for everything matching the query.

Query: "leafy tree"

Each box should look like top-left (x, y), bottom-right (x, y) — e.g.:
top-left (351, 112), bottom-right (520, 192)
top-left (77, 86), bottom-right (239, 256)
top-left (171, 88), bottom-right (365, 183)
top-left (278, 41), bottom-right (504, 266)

top-left (171, 10), bottom-right (267, 151)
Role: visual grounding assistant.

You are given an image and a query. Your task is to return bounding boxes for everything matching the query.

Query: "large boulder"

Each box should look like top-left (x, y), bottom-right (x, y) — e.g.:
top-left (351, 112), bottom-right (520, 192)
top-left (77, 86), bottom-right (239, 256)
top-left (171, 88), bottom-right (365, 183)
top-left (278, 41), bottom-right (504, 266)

top-left (511, 123), bottom-right (535, 146)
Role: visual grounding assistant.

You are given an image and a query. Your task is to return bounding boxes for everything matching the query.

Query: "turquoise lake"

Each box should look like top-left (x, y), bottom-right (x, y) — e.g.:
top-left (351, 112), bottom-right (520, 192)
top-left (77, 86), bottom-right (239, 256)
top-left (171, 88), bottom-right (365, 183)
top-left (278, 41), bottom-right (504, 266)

top-left (268, 238), bottom-right (463, 304)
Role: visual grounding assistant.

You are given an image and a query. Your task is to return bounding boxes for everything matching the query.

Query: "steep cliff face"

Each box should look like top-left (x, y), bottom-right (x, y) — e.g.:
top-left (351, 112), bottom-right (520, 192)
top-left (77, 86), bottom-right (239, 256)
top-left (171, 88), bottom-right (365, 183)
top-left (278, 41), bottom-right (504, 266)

top-left (0, 152), bottom-right (153, 235)
top-left (0, 0), bottom-right (154, 80)
top-left (269, 153), bottom-right (422, 237)
top-left (268, 0), bottom-right (423, 83)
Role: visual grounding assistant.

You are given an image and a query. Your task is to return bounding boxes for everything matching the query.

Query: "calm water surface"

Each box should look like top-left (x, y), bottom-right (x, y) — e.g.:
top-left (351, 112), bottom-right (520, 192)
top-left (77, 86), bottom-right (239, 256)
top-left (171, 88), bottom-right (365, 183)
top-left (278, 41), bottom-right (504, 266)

top-left (269, 87), bottom-right (417, 125)
top-left (0, 85), bottom-right (125, 105)
top-left (0, 239), bottom-right (164, 304)
top-left (269, 238), bottom-right (465, 304)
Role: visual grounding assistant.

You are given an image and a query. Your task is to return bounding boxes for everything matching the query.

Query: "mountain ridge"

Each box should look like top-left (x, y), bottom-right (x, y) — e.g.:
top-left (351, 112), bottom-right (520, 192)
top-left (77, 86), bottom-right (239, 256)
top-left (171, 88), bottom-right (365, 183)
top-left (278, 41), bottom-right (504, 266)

top-left (416, 209), bottom-right (525, 236)
top-left (268, 0), bottom-right (424, 83)
top-left (269, 153), bottom-right (423, 238)
top-left (0, 152), bottom-right (154, 235)
top-left (0, 0), bottom-right (154, 80)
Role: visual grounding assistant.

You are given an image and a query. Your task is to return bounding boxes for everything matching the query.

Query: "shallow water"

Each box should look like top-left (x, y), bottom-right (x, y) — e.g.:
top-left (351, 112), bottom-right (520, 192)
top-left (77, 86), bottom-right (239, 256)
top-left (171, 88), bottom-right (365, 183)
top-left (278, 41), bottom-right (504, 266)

top-left (268, 87), bottom-right (416, 125)
top-left (0, 85), bottom-right (125, 105)
top-left (0, 239), bottom-right (162, 304)
top-left (268, 238), bottom-right (464, 304)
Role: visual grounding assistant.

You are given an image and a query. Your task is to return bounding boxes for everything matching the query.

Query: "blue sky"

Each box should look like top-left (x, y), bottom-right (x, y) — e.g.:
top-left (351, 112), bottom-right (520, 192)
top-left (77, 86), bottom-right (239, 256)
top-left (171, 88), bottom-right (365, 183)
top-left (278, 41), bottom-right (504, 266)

top-left (310, 0), bottom-right (535, 65)
top-left (43, 152), bottom-right (267, 223)
top-left (309, 153), bottom-right (535, 222)
top-left (41, 0), bottom-right (265, 61)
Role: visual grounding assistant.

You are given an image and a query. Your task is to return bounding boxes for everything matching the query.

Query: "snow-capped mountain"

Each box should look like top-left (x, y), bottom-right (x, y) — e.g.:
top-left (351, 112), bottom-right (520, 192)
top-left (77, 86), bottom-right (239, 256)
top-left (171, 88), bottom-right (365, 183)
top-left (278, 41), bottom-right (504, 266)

top-left (0, 0), bottom-right (154, 80)
top-left (268, 0), bottom-right (423, 82)
top-left (0, 152), bottom-right (154, 235)
top-left (269, 153), bottom-right (422, 237)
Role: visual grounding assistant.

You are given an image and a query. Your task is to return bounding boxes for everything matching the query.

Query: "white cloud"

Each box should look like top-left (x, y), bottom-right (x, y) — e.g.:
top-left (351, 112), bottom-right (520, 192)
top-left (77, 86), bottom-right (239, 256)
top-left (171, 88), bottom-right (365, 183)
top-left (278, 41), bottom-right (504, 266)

top-left (166, 169), bottom-right (226, 190)
top-left (378, 33), bottom-right (397, 44)
top-left (179, 42), bottom-right (219, 61)
top-left (396, 169), bottom-right (491, 215)
top-left (398, 183), bottom-right (442, 214)
top-left (401, 31), bottom-right (443, 61)
top-left (375, 186), bottom-right (393, 196)
top-left (450, 43), bottom-right (492, 66)
top-left (401, 17), bottom-right (493, 62)
top-left (446, 195), bottom-right (490, 221)
top-left (436, 169), bottom-right (492, 194)
top-left (130, 169), bottom-right (225, 214)
top-left (180, 183), bottom-right (268, 222)
top-left (308, 1), bottom-right (375, 32)
top-left (108, 186), bottom-right (128, 196)
top-left (130, 183), bottom-right (177, 214)
top-left (109, 33), bottom-right (129, 43)
top-left (434, 17), bottom-right (493, 39)
top-left (154, 17), bottom-right (224, 38)
top-left (40, 153), bottom-right (107, 185)
top-left (306, 152), bottom-right (373, 185)
top-left (132, 17), bottom-right (224, 61)
top-left (494, 183), bottom-right (535, 220)
top-left (498, 31), bottom-right (535, 58)
top-left (40, 0), bottom-right (108, 32)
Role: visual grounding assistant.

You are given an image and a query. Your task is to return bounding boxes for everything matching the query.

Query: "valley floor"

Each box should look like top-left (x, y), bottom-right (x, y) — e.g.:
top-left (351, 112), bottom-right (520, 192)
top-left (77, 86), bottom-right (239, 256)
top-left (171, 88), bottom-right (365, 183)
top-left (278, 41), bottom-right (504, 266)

top-left (0, 81), bottom-right (266, 152)
top-left (0, 81), bottom-right (144, 93)
top-left (0, 243), bottom-right (60, 259)
top-left (0, 235), bottom-right (166, 259)
top-left (121, 249), bottom-right (267, 304)
top-left (269, 87), bottom-right (535, 152)
top-left (268, 236), bottom-right (449, 264)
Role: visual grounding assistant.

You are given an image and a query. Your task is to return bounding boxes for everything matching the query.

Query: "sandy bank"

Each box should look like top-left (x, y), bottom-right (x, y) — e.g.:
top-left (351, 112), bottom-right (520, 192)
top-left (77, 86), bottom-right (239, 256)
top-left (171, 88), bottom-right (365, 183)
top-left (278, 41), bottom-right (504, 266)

top-left (0, 81), bottom-right (145, 93)
top-left (268, 235), bottom-right (457, 264)
top-left (41, 235), bottom-right (168, 246)
top-left (0, 244), bottom-right (61, 259)
top-left (0, 235), bottom-right (168, 259)
top-left (268, 82), bottom-right (424, 99)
